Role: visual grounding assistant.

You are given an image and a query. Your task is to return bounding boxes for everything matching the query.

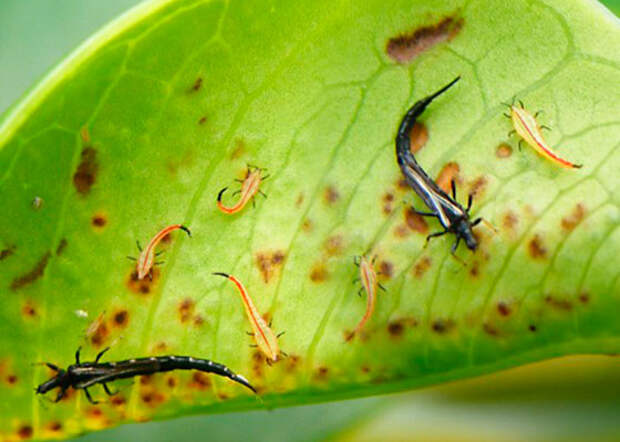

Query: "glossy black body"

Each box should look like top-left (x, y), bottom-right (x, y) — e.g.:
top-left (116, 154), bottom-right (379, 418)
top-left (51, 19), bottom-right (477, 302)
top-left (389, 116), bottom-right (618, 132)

top-left (395, 76), bottom-right (481, 252)
top-left (36, 348), bottom-right (255, 404)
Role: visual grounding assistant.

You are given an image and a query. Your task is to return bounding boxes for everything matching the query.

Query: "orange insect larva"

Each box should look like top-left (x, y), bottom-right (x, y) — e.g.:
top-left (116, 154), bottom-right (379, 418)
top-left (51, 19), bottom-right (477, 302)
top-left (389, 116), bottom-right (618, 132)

top-left (213, 272), bottom-right (281, 363)
top-left (507, 101), bottom-right (582, 169)
top-left (217, 165), bottom-right (268, 214)
top-left (129, 224), bottom-right (191, 280)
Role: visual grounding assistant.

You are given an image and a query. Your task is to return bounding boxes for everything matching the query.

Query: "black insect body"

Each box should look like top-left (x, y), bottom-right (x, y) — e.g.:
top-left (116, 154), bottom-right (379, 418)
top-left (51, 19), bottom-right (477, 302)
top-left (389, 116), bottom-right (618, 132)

top-left (36, 347), bottom-right (256, 404)
top-left (395, 76), bottom-right (482, 253)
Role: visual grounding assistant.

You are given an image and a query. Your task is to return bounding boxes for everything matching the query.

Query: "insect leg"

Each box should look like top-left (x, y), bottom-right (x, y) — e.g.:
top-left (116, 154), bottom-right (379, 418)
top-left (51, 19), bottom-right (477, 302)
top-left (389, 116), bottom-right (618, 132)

top-left (83, 388), bottom-right (99, 405)
top-left (154, 261), bottom-right (165, 266)
top-left (102, 383), bottom-right (117, 396)
top-left (276, 331), bottom-right (286, 338)
top-left (234, 179), bottom-right (244, 183)
top-left (245, 331), bottom-right (255, 336)
top-left (261, 174), bottom-right (270, 181)
top-left (534, 110), bottom-right (544, 118)
top-left (507, 129), bottom-right (516, 137)
top-left (518, 99), bottom-right (524, 109)
top-left (467, 194), bottom-right (473, 212)
top-left (95, 347), bottom-right (110, 363)
top-left (424, 230), bottom-right (448, 247)
top-left (54, 388), bottom-right (66, 403)
top-left (126, 256), bottom-right (137, 261)
top-left (148, 270), bottom-right (153, 281)
top-left (232, 190), bottom-right (241, 196)
top-left (518, 139), bottom-right (523, 151)
top-left (451, 236), bottom-right (462, 254)
top-left (353, 256), bottom-right (361, 267)
top-left (358, 287), bottom-right (363, 297)
top-left (378, 283), bottom-right (387, 292)
top-left (451, 179), bottom-right (457, 200)
top-left (258, 190), bottom-right (267, 199)
top-left (352, 277), bottom-right (360, 283)
top-left (45, 363), bottom-right (60, 372)
top-left (75, 346), bottom-right (82, 364)
top-left (540, 125), bottom-right (551, 132)
top-left (412, 208), bottom-right (437, 217)
top-left (471, 218), bottom-right (482, 227)
top-left (503, 112), bottom-right (511, 119)
top-left (136, 240), bottom-right (142, 252)
top-left (155, 250), bottom-right (166, 257)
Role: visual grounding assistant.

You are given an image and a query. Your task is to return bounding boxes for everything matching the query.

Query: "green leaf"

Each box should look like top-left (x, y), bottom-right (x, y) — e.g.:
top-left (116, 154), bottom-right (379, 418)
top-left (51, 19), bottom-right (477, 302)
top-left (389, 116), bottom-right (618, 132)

top-left (0, 0), bottom-right (618, 438)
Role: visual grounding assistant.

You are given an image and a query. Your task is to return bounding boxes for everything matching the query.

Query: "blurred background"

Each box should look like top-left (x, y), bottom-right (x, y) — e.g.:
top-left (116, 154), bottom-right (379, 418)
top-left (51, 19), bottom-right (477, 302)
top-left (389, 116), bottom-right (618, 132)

top-left (1, 1), bottom-right (619, 441)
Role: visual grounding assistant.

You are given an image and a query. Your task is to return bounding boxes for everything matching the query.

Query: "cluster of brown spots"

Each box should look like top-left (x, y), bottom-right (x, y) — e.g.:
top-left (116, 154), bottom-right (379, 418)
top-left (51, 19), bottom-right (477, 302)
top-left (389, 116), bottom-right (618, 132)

top-left (323, 235), bottom-right (344, 257)
top-left (229, 139), bottom-right (245, 159)
top-left (310, 264), bottom-right (328, 283)
top-left (528, 234), bottom-right (547, 259)
top-left (55, 238), bottom-right (67, 255)
top-left (435, 162), bottom-right (460, 193)
top-left (10, 252), bottom-right (51, 290)
top-left (544, 295), bottom-right (572, 311)
top-left (413, 256), bottom-right (432, 278)
top-left (503, 211), bottom-right (518, 231)
top-left (17, 424), bottom-right (33, 439)
top-left (191, 77), bottom-right (203, 92)
top-left (296, 193), bottom-right (304, 208)
top-left (469, 176), bottom-right (487, 198)
top-left (91, 213), bottom-right (107, 228)
top-left (409, 122), bottom-right (428, 153)
top-left (378, 260), bottom-right (394, 279)
top-left (302, 219), bottom-right (313, 232)
top-left (46, 421), bottom-right (62, 433)
top-left (0, 244), bottom-right (16, 261)
top-left (189, 371), bottom-right (211, 391)
top-left (140, 390), bottom-right (165, 407)
top-left (73, 147), bottom-right (98, 195)
top-left (177, 298), bottom-right (195, 323)
top-left (386, 15), bottom-right (464, 64)
top-left (497, 301), bottom-right (511, 317)
top-left (578, 292), bottom-right (590, 304)
top-left (285, 354), bottom-right (300, 373)
top-left (431, 318), bottom-right (455, 334)
top-left (314, 366), bottom-right (329, 380)
top-left (198, 116), bottom-right (207, 125)
top-left (496, 143), bottom-right (513, 158)
top-left (324, 186), bottom-right (340, 205)
top-left (112, 309), bottom-right (129, 328)
top-left (21, 301), bottom-right (37, 318)
top-left (126, 268), bottom-right (160, 295)
top-left (382, 192), bottom-right (395, 214)
top-left (255, 250), bottom-right (286, 283)
top-left (483, 322), bottom-right (500, 337)
top-left (405, 207), bottom-right (429, 234)
top-left (561, 203), bottom-right (585, 231)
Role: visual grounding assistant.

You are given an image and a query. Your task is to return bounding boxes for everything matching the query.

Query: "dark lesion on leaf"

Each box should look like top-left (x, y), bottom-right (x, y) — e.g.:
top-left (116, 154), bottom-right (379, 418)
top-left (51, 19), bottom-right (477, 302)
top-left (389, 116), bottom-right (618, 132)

top-left (73, 147), bottom-right (99, 195)
top-left (0, 244), bottom-right (16, 261)
top-left (386, 14), bottom-right (464, 64)
top-left (10, 252), bottom-right (51, 291)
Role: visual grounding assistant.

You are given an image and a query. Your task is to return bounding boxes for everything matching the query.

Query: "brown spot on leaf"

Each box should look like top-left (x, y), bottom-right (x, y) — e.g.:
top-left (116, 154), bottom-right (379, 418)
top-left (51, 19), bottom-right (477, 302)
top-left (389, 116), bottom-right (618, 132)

top-left (46, 421), bottom-right (62, 432)
top-left (10, 252), bottom-right (50, 291)
top-left (6, 374), bottom-right (18, 385)
top-left (528, 234), bottom-right (547, 259)
top-left (55, 238), bottom-right (67, 255)
top-left (110, 395), bottom-right (126, 406)
top-left (483, 323), bottom-right (499, 337)
top-left (286, 354), bottom-right (301, 373)
top-left (126, 269), bottom-right (159, 295)
top-left (387, 320), bottom-right (405, 337)
top-left (166, 376), bottom-right (177, 388)
top-left (324, 235), bottom-right (344, 257)
top-left (379, 260), bottom-right (394, 279)
top-left (256, 250), bottom-right (286, 283)
top-left (578, 292), bottom-right (590, 304)
top-left (324, 186), bottom-right (340, 205)
top-left (503, 211), bottom-right (518, 231)
top-left (545, 295), bottom-right (572, 311)
top-left (382, 192), bottom-right (395, 214)
top-left (314, 366), bottom-right (329, 380)
top-left (198, 116), bottom-right (207, 125)
top-left (229, 139), bottom-right (245, 159)
top-left (408, 122), bottom-right (428, 153)
top-left (435, 162), bottom-right (460, 193)
top-left (21, 301), bottom-right (37, 318)
top-left (296, 193), bottom-right (304, 207)
top-left (386, 15), bottom-right (464, 64)
top-left (405, 207), bottom-right (429, 234)
top-left (431, 318), bottom-right (455, 334)
top-left (73, 147), bottom-right (98, 195)
top-left (528, 324), bottom-right (537, 332)
top-left (469, 260), bottom-right (480, 278)
top-left (140, 375), bottom-right (153, 386)
top-left (469, 176), bottom-right (487, 198)
top-left (496, 143), bottom-right (512, 158)
top-left (561, 203), bottom-right (585, 232)
top-left (394, 223), bottom-right (410, 238)
top-left (497, 301), bottom-right (511, 316)
top-left (178, 298), bottom-right (195, 323)
top-left (80, 127), bottom-right (91, 144)
top-left (397, 178), bottom-right (409, 190)
top-left (140, 390), bottom-right (165, 407)
top-left (191, 77), bottom-right (202, 92)
top-left (91, 214), bottom-right (107, 228)
top-left (0, 245), bottom-right (16, 261)
top-left (17, 424), bottom-right (33, 439)
top-left (302, 219), bottom-right (313, 232)
top-left (310, 264), bottom-right (328, 282)
top-left (413, 256), bottom-right (432, 278)
top-left (90, 320), bottom-right (109, 348)
top-left (112, 310), bottom-right (129, 328)
top-left (86, 406), bottom-right (103, 418)
top-left (193, 315), bottom-right (205, 327)
top-left (190, 372), bottom-right (211, 390)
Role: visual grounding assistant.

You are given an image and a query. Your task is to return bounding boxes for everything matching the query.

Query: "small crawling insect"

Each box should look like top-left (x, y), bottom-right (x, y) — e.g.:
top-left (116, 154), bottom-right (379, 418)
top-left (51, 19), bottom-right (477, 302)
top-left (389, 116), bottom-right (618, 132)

top-left (346, 255), bottom-right (385, 341)
top-left (213, 272), bottom-right (282, 364)
top-left (217, 165), bottom-right (268, 214)
top-left (505, 100), bottom-right (582, 169)
top-left (36, 347), bottom-right (255, 404)
top-left (128, 224), bottom-right (191, 280)
top-left (396, 76), bottom-right (490, 254)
